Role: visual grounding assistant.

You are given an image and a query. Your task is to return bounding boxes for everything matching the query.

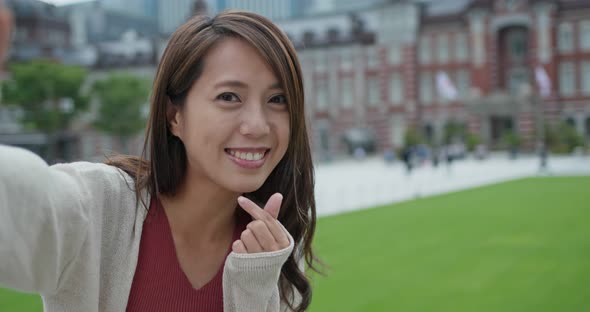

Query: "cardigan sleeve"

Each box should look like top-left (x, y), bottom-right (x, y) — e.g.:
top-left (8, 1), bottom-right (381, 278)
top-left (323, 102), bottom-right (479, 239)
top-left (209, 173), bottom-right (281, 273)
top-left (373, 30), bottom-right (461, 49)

top-left (0, 145), bottom-right (92, 295)
top-left (222, 225), bottom-right (297, 312)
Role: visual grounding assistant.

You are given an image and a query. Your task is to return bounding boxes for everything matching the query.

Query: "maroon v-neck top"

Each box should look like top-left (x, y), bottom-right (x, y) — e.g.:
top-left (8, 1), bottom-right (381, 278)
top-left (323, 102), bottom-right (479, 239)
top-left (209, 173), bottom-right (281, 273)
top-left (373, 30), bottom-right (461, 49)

top-left (126, 197), bottom-right (247, 312)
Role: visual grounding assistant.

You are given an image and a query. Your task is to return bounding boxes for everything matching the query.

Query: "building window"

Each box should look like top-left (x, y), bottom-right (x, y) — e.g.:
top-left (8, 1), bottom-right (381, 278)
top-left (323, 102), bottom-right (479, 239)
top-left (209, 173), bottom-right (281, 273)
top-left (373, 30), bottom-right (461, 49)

top-left (391, 115), bottom-right (405, 147)
top-left (48, 31), bottom-right (65, 46)
top-left (508, 68), bottom-right (529, 94)
top-left (15, 28), bottom-right (28, 41)
top-left (340, 48), bottom-right (353, 70)
top-left (419, 36), bottom-right (431, 64)
top-left (436, 34), bottom-right (449, 64)
top-left (505, 0), bottom-right (520, 11)
top-left (315, 79), bottom-right (329, 111)
top-left (315, 51), bottom-right (327, 72)
top-left (389, 73), bottom-right (403, 105)
top-left (366, 46), bottom-right (379, 68)
top-left (559, 62), bottom-right (576, 96)
top-left (455, 33), bottom-right (468, 62)
top-left (456, 69), bottom-right (471, 98)
top-left (341, 78), bottom-right (354, 108)
top-left (582, 61), bottom-right (590, 95)
top-left (367, 77), bottom-right (380, 106)
top-left (507, 29), bottom-right (527, 63)
top-left (581, 20), bottom-right (590, 51)
top-left (388, 45), bottom-right (401, 65)
top-left (558, 22), bottom-right (574, 53)
top-left (419, 72), bottom-right (433, 104)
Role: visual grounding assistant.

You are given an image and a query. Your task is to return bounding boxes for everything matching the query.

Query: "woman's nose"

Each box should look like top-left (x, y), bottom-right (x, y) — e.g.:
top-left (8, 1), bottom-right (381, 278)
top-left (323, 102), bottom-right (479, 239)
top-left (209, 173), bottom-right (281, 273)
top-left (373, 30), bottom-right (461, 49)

top-left (239, 105), bottom-right (271, 138)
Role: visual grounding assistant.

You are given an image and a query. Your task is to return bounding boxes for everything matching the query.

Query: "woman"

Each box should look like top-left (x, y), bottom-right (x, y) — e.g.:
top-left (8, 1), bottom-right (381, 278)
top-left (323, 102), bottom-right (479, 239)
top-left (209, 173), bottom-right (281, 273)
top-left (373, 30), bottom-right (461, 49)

top-left (0, 11), bottom-right (317, 312)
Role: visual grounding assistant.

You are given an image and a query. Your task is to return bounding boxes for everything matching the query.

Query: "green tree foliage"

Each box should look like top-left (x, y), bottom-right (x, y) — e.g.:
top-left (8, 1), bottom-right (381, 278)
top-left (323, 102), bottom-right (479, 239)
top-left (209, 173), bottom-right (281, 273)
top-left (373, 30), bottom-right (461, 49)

top-left (501, 131), bottom-right (522, 149)
top-left (544, 122), bottom-right (585, 154)
top-left (466, 133), bottom-right (481, 152)
top-left (2, 60), bottom-right (89, 132)
top-left (404, 127), bottom-right (424, 148)
top-left (443, 121), bottom-right (466, 144)
top-left (91, 74), bottom-right (149, 144)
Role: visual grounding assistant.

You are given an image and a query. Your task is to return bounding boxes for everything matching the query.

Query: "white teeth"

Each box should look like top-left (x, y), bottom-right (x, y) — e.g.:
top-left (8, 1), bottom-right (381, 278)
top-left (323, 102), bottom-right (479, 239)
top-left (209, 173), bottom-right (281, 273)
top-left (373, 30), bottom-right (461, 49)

top-left (228, 149), bottom-right (264, 161)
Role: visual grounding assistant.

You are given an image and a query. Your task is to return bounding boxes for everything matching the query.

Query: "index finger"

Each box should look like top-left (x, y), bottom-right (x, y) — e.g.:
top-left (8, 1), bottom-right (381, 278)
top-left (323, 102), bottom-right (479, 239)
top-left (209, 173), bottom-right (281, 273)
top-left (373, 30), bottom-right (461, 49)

top-left (263, 193), bottom-right (282, 219)
top-left (237, 196), bottom-right (270, 221)
top-left (237, 193), bottom-right (282, 220)
top-left (237, 194), bottom-right (289, 247)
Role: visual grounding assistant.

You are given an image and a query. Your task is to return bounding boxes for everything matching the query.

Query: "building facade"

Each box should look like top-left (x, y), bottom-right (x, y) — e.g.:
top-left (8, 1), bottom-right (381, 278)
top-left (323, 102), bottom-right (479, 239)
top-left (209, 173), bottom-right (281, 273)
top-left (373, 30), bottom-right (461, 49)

top-left (214, 0), bottom-right (308, 20)
top-left (56, 0), bottom-right (160, 68)
top-left (279, 0), bottom-right (590, 157)
top-left (158, 0), bottom-right (196, 34)
top-left (5, 0), bottom-right (71, 62)
top-left (99, 0), bottom-right (158, 19)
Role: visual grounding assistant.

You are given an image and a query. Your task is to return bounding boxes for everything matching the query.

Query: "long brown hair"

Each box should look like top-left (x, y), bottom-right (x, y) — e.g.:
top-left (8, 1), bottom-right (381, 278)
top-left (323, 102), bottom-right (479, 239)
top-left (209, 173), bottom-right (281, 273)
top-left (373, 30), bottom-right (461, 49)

top-left (107, 10), bottom-right (317, 311)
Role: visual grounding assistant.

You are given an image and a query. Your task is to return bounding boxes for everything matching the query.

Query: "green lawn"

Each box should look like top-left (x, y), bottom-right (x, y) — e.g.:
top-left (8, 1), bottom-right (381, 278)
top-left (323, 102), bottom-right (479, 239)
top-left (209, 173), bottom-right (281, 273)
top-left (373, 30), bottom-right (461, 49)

top-left (0, 289), bottom-right (41, 311)
top-left (310, 176), bottom-right (590, 311)
top-left (2, 177), bottom-right (589, 311)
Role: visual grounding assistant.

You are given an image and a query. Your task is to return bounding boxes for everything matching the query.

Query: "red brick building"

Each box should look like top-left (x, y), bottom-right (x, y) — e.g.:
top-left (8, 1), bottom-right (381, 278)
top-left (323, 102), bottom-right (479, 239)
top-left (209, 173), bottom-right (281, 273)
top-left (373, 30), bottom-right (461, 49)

top-left (279, 0), bottom-right (590, 157)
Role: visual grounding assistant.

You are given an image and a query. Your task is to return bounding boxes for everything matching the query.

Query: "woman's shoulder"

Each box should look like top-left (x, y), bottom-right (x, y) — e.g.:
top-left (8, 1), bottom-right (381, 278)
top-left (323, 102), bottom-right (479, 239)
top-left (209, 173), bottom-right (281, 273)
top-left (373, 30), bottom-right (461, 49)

top-left (49, 161), bottom-right (148, 218)
top-left (51, 161), bottom-right (136, 193)
top-left (51, 161), bottom-right (149, 240)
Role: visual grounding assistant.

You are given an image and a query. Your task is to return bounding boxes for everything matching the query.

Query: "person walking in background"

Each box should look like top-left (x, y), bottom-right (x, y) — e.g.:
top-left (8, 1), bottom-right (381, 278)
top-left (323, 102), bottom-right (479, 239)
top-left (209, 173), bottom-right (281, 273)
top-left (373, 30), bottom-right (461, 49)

top-left (445, 144), bottom-right (454, 167)
top-left (432, 146), bottom-right (440, 168)
top-left (402, 145), bottom-right (414, 174)
top-left (0, 11), bottom-right (317, 312)
top-left (538, 141), bottom-right (549, 173)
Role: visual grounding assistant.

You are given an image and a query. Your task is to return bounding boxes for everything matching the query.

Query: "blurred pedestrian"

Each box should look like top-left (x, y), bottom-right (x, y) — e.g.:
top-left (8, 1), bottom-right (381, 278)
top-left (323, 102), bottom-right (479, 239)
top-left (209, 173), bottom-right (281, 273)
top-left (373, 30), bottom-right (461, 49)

top-left (538, 141), bottom-right (548, 172)
top-left (0, 12), bottom-right (316, 312)
top-left (402, 145), bottom-right (413, 174)
top-left (383, 148), bottom-right (395, 164)
top-left (432, 146), bottom-right (440, 168)
top-left (354, 146), bottom-right (366, 160)
top-left (446, 145), bottom-right (454, 166)
top-left (475, 143), bottom-right (487, 160)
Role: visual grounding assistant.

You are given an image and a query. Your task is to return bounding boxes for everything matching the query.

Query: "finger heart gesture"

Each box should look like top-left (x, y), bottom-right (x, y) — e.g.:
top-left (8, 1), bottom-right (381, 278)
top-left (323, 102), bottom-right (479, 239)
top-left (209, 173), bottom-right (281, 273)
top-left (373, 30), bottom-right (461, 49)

top-left (232, 193), bottom-right (290, 254)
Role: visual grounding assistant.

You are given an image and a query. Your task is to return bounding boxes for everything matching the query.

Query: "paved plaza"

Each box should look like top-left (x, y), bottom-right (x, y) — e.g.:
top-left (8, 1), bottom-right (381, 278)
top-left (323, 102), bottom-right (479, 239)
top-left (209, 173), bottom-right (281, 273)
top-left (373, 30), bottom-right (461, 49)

top-left (314, 153), bottom-right (590, 217)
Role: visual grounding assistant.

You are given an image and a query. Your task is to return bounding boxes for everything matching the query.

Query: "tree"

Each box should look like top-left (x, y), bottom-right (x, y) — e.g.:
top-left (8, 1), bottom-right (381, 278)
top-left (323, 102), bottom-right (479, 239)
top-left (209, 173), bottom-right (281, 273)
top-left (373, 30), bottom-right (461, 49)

top-left (91, 74), bottom-right (150, 153)
top-left (501, 131), bottom-right (522, 148)
top-left (2, 60), bottom-right (89, 162)
top-left (544, 122), bottom-right (585, 154)
top-left (466, 133), bottom-right (481, 152)
top-left (443, 121), bottom-right (466, 144)
top-left (2, 60), bottom-right (89, 132)
top-left (404, 127), bottom-right (424, 148)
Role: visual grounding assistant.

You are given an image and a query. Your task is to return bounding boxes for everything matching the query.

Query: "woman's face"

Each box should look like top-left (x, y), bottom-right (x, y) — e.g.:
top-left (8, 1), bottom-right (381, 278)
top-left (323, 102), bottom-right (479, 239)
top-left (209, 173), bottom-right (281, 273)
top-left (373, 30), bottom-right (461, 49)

top-left (169, 37), bottom-right (290, 194)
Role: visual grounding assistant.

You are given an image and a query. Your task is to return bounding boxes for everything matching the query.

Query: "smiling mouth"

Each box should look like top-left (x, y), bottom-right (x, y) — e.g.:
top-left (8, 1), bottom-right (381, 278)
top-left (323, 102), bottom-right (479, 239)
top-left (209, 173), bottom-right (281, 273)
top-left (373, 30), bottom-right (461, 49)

top-left (224, 148), bottom-right (269, 161)
top-left (224, 148), bottom-right (270, 169)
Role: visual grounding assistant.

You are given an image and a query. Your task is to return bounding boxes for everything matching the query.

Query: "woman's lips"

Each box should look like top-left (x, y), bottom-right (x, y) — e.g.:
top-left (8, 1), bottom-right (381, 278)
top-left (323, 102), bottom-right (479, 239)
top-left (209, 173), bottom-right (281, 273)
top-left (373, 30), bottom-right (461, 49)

top-left (225, 148), bottom-right (270, 169)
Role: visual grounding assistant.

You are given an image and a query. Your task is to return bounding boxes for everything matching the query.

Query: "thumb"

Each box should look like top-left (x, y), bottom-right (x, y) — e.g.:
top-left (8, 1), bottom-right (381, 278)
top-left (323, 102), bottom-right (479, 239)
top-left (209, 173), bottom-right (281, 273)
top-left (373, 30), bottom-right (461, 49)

top-left (264, 193), bottom-right (283, 219)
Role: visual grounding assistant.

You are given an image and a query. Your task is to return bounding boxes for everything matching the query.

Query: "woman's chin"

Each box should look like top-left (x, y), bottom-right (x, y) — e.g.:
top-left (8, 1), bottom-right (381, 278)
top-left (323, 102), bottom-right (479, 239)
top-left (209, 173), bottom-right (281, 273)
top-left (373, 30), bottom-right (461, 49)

top-left (227, 180), bottom-right (265, 194)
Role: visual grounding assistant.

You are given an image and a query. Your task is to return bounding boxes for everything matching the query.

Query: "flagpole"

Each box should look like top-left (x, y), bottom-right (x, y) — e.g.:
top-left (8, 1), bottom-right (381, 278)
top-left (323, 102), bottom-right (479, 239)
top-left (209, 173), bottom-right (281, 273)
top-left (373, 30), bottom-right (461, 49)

top-left (535, 93), bottom-right (545, 145)
top-left (534, 66), bottom-right (549, 147)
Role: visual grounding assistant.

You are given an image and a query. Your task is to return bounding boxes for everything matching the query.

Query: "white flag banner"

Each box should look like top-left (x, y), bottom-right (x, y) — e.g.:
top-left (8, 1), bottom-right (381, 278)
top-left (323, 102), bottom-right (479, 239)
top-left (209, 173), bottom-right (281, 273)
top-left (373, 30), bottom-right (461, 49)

top-left (436, 71), bottom-right (458, 100)
top-left (535, 65), bottom-right (551, 98)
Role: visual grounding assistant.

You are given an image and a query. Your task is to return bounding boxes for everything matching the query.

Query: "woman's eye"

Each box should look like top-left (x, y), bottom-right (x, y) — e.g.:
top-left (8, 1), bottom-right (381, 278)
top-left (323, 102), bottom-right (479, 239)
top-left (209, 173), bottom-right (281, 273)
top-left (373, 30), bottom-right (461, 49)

top-left (217, 92), bottom-right (240, 102)
top-left (269, 94), bottom-right (287, 105)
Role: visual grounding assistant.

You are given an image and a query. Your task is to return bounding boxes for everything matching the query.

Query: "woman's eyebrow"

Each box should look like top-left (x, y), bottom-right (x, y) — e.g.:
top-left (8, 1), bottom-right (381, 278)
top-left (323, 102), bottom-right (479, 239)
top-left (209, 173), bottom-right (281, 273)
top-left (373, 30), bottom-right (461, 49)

top-left (214, 80), bottom-right (248, 89)
top-left (268, 82), bottom-right (283, 90)
top-left (214, 80), bottom-right (283, 91)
